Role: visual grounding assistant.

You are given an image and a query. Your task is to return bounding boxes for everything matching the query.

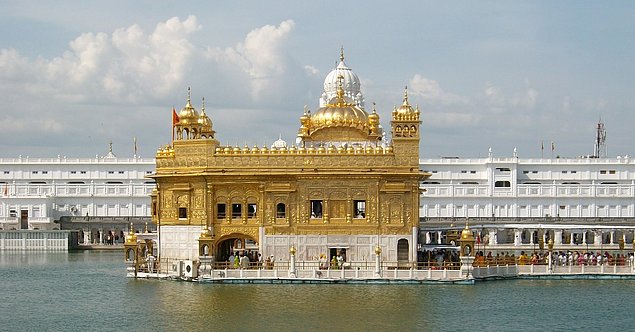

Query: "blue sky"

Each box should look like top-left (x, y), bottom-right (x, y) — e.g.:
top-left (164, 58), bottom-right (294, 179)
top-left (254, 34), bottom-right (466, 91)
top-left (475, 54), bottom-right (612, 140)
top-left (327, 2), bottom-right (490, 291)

top-left (1, 1), bottom-right (634, 158)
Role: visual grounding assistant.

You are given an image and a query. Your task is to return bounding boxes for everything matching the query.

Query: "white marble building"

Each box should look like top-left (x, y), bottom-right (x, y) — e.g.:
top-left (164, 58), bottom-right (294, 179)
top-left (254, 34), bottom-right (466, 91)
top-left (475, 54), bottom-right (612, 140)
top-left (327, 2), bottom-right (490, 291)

top-left (419, 149), bottom-right (635, 249)
top-left (0, 151), bottom-right (155, 243)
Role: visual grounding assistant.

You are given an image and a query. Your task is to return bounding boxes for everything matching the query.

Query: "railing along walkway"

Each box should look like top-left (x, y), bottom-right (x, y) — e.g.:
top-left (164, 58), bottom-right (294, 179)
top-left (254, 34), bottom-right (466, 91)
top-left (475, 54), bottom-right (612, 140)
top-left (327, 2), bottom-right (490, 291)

top-left (133, 258), bottom-right (467, 282)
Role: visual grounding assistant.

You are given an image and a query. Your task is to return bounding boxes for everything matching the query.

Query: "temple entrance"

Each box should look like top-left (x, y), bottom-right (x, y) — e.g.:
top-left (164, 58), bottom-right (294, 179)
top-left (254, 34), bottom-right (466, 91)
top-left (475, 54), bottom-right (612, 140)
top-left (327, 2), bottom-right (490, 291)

top-left (397, 239), bottom-right (409, 261)
top-left (216, 234), bottom-right (259, 263)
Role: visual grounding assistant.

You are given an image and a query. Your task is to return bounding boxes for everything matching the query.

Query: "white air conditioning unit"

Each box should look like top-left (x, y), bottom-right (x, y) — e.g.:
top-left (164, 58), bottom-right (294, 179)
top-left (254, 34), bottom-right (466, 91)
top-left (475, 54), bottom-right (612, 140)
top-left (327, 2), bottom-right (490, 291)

top-left (183, 260), bottom-right (198, 278)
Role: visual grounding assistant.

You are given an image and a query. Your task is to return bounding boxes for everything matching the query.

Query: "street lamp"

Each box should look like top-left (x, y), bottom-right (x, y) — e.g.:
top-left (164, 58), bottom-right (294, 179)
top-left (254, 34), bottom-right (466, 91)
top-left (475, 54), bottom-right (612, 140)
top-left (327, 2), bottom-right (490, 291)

top-left (547, 239), bottom-right (554, 273)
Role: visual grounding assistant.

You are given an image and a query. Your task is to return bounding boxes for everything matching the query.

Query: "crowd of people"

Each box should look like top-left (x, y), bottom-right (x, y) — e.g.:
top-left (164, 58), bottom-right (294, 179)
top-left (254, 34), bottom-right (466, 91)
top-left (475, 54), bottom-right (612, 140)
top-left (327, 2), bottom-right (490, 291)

top-left (417, 249), bottom-right (461, 269)
top-left (223, 251), bottom-right (271, 269)
top-left (473, 250), bottom-right (634, 267)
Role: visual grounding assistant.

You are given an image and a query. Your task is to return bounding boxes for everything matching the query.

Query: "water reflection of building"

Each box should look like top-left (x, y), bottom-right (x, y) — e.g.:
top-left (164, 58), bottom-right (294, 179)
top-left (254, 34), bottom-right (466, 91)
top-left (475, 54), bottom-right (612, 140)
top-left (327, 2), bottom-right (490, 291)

top-left (150, 50), bottom-right (428, 264)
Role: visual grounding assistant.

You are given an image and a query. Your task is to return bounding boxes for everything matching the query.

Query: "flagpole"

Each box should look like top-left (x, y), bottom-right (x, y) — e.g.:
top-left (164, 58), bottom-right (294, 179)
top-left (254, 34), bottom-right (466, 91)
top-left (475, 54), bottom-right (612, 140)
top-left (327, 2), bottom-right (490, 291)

top-left (541, 140), bottom-right (544, 159)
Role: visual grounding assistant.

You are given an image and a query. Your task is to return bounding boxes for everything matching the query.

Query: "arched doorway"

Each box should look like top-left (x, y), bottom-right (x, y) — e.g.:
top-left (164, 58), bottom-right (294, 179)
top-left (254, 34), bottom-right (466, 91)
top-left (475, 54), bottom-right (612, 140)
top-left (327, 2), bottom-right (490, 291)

top-left (397, 239), bottom-right (409, 262)
top-left (216, 234), bottom-right (259, 263)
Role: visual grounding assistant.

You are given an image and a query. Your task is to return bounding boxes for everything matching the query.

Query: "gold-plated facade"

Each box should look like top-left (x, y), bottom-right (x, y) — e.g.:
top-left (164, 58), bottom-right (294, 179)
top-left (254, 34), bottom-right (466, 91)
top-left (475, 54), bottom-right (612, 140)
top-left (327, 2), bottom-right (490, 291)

top-left (151, 58), bottom-right (429, 263)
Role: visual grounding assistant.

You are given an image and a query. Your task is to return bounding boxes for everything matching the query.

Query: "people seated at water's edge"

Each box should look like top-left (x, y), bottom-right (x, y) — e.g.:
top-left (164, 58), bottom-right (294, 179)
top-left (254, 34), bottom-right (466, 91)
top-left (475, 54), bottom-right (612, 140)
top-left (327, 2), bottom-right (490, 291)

top-left (319, 254), bottom-right (328, 269)
top-left (331, 256), bottom-right (338, 269)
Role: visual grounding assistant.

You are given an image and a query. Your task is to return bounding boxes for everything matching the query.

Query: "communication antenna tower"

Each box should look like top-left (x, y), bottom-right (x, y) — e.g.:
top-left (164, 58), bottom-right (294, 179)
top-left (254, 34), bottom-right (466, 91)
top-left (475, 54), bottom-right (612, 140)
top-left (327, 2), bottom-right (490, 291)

top-left (594, 119), bottom-right (607, 158)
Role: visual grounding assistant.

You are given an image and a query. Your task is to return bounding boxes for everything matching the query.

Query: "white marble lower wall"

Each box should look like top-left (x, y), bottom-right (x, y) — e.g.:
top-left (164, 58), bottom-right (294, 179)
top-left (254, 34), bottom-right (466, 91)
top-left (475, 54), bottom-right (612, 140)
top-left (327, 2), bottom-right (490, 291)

top-left (159, 226), bottom-right (201, 260)
top-left (0, 231), bottom-right (70, 250)
top-left (263, 234), bottom-right (415, 262)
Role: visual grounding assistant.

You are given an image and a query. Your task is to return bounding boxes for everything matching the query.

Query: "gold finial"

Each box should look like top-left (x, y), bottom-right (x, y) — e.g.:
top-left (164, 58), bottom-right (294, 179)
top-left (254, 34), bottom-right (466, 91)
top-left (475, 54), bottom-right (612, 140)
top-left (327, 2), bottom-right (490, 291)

top-left (372, 102), bottom-right (377, 114)
top-left (201, 97), bottom-right (206, 115)
top-left (403, 86), bottom-right (409, 106)
top-left (336, 74), bottom-right (345, 100)
top-left (340, 46), bottom-right (345, 62)
top-left (187, 86), bottom-right (191, 103)
top-left (108, 141), bottom-right (113, 153)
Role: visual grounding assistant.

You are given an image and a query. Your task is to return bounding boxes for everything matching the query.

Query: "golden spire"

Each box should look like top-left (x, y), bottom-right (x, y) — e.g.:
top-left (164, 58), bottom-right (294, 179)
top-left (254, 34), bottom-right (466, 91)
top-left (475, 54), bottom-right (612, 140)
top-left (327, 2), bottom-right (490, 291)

top-left (402, 86), bottom-right (410, 106)
top-left (185, 86), bottom-right (193, 108)
top-left (340, 46), bottom-right (345, 62)
top-left (201, 97), bottom-right (206, 114)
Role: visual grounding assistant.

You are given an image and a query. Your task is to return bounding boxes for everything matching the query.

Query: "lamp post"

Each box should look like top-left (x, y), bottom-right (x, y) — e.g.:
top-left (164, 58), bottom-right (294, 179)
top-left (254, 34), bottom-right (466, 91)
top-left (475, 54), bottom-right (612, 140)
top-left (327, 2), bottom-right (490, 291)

top-left (619, 238), bottom-right (625, 267)
top-left (547, 239), bottom-right (554, 273)
top-left (289, 245), bottom-right (297, 278)
top-left (374, 245), bottom-right (382, 277)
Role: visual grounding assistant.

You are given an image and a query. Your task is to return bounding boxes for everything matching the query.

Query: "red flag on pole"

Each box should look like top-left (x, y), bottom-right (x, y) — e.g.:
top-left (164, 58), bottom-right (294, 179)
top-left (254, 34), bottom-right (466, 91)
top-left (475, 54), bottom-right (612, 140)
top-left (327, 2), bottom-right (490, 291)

top-left (172, 107), bottom-right (179, 142)
top-left (172, 107), bottom-right (180, 126)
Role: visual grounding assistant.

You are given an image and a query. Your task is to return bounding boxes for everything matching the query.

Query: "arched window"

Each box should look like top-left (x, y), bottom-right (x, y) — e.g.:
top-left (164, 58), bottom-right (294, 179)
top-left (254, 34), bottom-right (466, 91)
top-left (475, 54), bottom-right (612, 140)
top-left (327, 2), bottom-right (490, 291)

top-left (276, 203), bottom-right (286, 218)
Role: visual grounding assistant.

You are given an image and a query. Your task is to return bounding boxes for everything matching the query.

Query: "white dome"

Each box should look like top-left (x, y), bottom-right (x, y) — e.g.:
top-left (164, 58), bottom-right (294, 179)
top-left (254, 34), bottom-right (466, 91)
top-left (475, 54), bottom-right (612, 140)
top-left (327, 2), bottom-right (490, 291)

top-left (271, 136), bottom-right (288, 149)
top-left (320, 50), bottom-right (364, 108)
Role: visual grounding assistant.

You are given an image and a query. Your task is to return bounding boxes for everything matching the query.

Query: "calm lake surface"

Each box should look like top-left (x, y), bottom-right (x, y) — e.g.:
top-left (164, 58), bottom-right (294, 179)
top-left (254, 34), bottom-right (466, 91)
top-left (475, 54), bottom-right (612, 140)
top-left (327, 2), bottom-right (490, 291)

top-left (1, 250), bottom-right (634, 331)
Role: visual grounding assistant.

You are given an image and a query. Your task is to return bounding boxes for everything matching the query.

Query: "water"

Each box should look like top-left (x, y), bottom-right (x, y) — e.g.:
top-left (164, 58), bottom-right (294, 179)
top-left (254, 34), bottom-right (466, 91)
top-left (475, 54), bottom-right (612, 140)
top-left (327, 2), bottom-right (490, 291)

top-left (1, 251), bottom-right (634, 331)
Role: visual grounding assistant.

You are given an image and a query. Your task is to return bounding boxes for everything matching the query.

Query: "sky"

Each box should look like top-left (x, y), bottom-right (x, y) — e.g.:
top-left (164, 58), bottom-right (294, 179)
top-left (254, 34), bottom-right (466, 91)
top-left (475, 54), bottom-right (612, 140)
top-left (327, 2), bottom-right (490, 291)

top-left (1, 1), bottom-right (634, 159)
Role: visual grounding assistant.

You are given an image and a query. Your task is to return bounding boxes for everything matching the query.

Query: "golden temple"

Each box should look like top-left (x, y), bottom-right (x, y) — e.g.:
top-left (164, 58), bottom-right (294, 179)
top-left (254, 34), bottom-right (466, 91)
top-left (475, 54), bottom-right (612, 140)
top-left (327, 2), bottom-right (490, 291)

top-left (148, 50), bottom-right (429, 264)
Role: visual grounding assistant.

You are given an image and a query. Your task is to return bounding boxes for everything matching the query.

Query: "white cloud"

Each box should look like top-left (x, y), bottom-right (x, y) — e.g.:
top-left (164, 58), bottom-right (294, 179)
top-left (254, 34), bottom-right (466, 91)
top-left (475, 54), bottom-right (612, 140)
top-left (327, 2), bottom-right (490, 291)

top-left (205, 20), bottom-right (296, 100)
top-left (0, 15), bottom-right (201, 104)
top-left (304, 65), bottom-right (319, 76)
top-left (482, 82), bottom-right (538, 110)
top-left (408, 74), bottom-right (466, 104)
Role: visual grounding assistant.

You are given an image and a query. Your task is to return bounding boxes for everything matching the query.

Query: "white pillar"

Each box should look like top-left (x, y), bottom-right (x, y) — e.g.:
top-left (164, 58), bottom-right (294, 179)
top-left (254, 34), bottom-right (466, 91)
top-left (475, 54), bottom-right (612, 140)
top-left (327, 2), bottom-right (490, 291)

top-left (514, 229), bottom-right (522, 246)
top-left (488, 230), bottom-right (497, 246)
top-left (594, 232), bottom-right (602, 246)
top-left (289, 248), bottom-right (297, 278)
top-left (570, 232), bottom-right (574, 245)
top-left (425, 232), bottom-right (431, 244)
top-left (98, 230), bottom-right (103, 244)
top-left (83, 229), bottom-right (90, 244)
top-left (437, 231), bottom-right (442, 244)
top-left (374, 248), bottom-right (382, 277)
top-left (554, 230), bottom-right (563, 245)
top-left (529, 230), bottom-right (534, 245)
top-left (610, 231), bottom-right (615, 245)
top-left (412, 227), bottom-right (418, 263)
top-left (582, 232), bottom-right (587, 245)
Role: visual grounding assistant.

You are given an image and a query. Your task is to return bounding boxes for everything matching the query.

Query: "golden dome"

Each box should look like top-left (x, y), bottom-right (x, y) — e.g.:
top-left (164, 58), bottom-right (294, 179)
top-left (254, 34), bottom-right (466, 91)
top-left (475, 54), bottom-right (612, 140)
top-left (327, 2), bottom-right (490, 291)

top-left (461, 223), bottom-right (474, 240)
top-left (394, 86), bottom-right (415, 115)
top-left (305, 76), bottom-right (372, 139)
top-left (198, 97), bottom-right (212, 128)
top-left (368, 107), bottom-right (379, 126)
top-left (178, 88), bottom-right (199, 125)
